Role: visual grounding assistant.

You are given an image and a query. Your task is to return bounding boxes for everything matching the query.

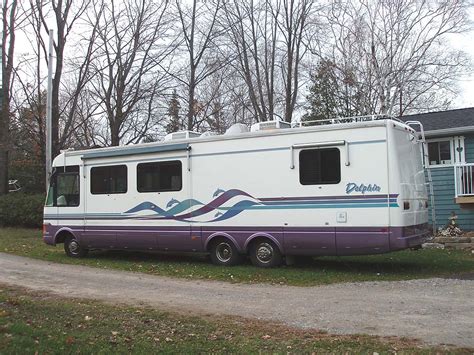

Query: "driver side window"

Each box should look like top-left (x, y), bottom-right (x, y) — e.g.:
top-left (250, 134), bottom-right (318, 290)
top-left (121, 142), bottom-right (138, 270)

top-left (56, 173), bottom-right (80, 207)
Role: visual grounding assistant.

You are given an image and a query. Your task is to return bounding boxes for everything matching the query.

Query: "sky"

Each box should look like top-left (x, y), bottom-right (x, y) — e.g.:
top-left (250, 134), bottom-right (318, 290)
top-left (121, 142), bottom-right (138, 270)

top-left (451, 6), bottom-right (474, 109)
top-left (452, 31), bottom-right (474, 109)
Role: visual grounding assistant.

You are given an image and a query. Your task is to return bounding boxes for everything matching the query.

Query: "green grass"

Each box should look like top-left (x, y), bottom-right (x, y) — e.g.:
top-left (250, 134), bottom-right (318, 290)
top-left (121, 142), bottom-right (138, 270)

top-left (0, 285), bottom-right (469, 354)
top-left (1, 227), bottom-right (473, 286)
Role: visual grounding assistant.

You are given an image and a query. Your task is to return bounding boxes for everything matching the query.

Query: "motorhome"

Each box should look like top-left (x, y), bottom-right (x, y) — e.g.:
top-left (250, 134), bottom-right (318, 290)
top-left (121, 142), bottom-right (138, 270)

top-left (43, 117), bottom-right (430, 267)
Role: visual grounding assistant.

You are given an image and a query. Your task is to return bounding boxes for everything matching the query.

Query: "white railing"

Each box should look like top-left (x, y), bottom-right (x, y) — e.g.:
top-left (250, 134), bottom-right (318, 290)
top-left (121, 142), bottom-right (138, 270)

top-left (454, 163), bottom-right (474, 197)
top-left (291, 114), bottom-right (400, 128)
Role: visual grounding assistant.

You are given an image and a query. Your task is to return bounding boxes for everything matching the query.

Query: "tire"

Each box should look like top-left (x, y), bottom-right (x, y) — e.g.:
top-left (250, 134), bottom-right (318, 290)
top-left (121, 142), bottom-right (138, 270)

top-left (249, 239), bottom-right (282, 268)
top-left (209, 239), bottom-right (242, 266)
top-left (64, 235), bottom-right (88, 258)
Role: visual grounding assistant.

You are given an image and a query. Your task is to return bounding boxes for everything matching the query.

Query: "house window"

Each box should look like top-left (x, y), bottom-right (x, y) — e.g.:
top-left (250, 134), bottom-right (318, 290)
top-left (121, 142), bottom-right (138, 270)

top-left (137, 161), bottom-right (182, 192)
top-left (426, 136), bottom-right (465, 167)
top-left (91, 165), bottom-right (128, 194)
top-left (299, 148), bottom-right (341, 185)
top-left (427, 140), bottom-right (452, 166)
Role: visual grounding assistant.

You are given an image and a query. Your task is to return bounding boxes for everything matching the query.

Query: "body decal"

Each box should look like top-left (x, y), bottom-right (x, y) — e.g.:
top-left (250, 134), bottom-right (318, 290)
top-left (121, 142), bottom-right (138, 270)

top-left (45, 189), bottom-right (399, 222)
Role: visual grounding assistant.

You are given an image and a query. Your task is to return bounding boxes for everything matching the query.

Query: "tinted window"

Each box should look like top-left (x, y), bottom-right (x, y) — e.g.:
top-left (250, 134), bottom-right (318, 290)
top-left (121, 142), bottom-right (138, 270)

top-left (137, 161), bottom-right (182, 192)
top-left (299, 148), bottom-right (341, 185)
top-left (91, 165), bottom-right (127, 194)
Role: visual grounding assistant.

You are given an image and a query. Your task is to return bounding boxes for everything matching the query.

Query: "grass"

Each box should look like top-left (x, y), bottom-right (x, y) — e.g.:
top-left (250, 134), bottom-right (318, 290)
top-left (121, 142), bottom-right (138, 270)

top-left (0, 227), bottom-right (473, 287)
top-left (0, 285), bottom-right (470, 354)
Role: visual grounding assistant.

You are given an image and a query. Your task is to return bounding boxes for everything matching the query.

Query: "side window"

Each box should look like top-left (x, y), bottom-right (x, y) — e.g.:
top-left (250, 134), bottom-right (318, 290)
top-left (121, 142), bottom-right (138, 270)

top-left (91, 165), bottom-right (127, 194)
top-left (57, 174), bottom-right (80, 206)
top-left (299, 148), bottom-right (341, 185)
top-left (137, 161), bottom-right (182, 192)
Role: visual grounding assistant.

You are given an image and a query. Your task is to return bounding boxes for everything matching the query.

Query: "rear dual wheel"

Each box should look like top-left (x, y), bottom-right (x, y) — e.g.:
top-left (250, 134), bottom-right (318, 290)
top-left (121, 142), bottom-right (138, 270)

top-left (210, 239), bottom-right (242, 266)
top-left (249, 240), bottom-right (282, 268)
top-left (209, 238), bottom-right (283, 268)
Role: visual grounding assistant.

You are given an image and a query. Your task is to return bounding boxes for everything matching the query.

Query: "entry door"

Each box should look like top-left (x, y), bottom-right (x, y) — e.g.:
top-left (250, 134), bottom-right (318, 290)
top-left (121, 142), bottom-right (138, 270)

top-left (81, 165), bottom-right (126, 249)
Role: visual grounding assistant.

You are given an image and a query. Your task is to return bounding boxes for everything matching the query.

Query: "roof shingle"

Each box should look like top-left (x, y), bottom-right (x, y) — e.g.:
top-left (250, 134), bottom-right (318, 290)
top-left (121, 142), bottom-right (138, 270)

top-left (400, 107), bottom-right (474, 132)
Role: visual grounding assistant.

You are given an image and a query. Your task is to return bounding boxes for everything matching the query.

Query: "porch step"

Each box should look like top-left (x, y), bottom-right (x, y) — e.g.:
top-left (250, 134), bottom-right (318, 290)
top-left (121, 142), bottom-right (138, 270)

top-left (444, 243), bottom-right (474, 250)
top-left (434, 237), bottom-right (472, 243)
top-left (431, 236), bottom-right (474, 250)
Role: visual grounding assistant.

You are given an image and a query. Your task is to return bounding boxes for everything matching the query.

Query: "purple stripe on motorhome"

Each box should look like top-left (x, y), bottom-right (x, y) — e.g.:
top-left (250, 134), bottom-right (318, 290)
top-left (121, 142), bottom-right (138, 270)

top-left (43, 223), bottom-right (429, 256)
top-left (258, 194), bottom-right (398, 201)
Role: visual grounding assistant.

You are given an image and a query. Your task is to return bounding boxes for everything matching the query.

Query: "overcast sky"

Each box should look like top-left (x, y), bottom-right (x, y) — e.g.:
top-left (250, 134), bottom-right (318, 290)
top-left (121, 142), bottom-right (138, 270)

top-left (452, 6), bottom-right (474, 109)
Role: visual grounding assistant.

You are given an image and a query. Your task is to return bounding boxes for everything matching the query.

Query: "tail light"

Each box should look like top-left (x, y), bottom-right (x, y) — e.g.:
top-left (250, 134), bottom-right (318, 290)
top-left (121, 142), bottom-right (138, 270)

top-left (43, 223), bottom-right (49, 235)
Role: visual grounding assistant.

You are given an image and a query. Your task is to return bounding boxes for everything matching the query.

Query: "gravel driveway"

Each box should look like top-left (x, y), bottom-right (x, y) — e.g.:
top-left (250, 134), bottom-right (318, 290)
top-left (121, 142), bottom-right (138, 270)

top-left (0, 253), bottom-right (473, 348)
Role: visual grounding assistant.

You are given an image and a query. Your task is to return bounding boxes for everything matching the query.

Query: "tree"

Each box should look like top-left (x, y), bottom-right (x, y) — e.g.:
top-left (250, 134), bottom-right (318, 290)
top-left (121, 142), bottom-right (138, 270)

top-left (91, 0), bottom-right (174, 146)
top-left (304, 58), bottom-right (367, 122)
top-left (166, 90), bottom-right (182, 134)
top-left (175, 0), bottom-right (227, 131)
top-left (317, 0), bottom-right (471, 116)
top-left (1, 0), bottom-right (26, 195)
top-left (223, 0), bottom-right (280, 122)
top-left (277, 0), bottom-right (313, 122)
top-left (33, 0), bottom-right (92, 157)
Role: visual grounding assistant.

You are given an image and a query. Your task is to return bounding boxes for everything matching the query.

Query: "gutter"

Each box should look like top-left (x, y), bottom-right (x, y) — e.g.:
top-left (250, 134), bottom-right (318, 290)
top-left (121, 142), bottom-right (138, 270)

top-left (424, 126), bottom-right (474, 137)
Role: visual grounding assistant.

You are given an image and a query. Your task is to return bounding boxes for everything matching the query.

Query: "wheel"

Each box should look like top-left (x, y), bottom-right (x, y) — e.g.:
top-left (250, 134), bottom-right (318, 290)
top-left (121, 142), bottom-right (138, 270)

top-left (250, 239), bottom-right (282, 268)
top-left (64, 235), bottom-right (88, 258)
top-left (209, 239), bottom-right (242, 266)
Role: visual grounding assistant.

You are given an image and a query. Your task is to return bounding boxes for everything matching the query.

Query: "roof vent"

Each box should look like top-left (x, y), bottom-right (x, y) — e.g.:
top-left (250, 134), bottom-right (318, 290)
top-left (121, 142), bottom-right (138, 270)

top-left (164, 130), bottom-right (201, 141)
top-left (224, 123), bottom-right (249, 135)
top-left (250, 120), bottom-right (291, 132)
top-left (200, 131), bottom-right (216, 138)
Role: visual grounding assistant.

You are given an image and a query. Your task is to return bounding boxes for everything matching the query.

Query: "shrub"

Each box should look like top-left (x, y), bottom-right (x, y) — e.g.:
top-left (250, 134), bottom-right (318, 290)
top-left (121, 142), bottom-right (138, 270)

top-left (0, 193), bottom-right (45, 228)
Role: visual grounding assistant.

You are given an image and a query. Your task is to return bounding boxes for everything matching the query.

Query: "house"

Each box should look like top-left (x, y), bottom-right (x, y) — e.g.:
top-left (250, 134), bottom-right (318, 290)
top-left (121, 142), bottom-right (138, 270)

top-left (401, 108), bottom-right (474, 231)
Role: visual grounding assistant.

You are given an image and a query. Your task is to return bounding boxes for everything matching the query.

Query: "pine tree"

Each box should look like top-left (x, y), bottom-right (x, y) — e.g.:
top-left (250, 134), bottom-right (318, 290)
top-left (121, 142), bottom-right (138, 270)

top-left (166, 90), bottom-right (182, 133)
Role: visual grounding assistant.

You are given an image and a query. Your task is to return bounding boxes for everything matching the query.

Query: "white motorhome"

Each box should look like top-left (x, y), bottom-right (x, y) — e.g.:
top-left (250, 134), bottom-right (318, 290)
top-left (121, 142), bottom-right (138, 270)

top-left (43, 117), bottom-right (430, 267)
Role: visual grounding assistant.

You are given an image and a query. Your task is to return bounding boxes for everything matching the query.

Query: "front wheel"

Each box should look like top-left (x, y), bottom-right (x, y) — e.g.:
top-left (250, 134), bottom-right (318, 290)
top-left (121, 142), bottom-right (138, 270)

top-left (64, 235), bottom-right (88, 258)
top-left (250, 240), bottom-right (282, 268)
top-left (210, 239), bottom-right (242, 266)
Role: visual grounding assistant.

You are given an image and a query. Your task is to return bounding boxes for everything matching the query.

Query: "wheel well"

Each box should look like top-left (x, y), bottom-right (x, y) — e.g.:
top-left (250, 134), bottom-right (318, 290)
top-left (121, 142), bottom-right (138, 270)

top-left (55, 230), bottom-right (74, 245)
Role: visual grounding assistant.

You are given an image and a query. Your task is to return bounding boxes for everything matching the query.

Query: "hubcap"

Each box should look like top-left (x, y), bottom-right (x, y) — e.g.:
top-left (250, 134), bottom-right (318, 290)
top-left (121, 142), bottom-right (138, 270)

top-left (216, 242), bottom-right (233, 263)
top-left (69, 240), bottom-right (80, 254)
top-left (256, 243), bottom-right (273, 263)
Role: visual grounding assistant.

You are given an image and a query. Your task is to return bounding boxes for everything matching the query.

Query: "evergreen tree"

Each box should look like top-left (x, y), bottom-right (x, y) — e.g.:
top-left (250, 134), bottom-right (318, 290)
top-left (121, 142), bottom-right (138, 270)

top-left (166, 90), bottom-right (182, 133)
top-left (304, 59), bottom-right (363, 124)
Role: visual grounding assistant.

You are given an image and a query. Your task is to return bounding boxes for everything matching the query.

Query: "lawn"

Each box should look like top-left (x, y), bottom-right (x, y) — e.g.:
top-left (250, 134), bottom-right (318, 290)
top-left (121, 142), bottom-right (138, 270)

top-left (0, 285), bottom-right (469, 354)
top-left (0, 227), bottom-right (473, 286)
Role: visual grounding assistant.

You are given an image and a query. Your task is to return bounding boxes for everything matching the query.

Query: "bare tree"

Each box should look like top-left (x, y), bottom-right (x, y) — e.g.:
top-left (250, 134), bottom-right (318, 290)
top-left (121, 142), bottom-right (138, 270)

top-left (175, 0), bottom-right (228, 131)
top-left (223, 0), bottom-right (280, 122)
top-left (277, 0), bottom-right (313, 122)
top-left (91, 0), bottom-right (174, 146)
top-left (33, 0), bottom-right (92, 157)
top-left (319, 0), bottom-right (472, 116)
top-left (1, 0), bottom-right (28, 195)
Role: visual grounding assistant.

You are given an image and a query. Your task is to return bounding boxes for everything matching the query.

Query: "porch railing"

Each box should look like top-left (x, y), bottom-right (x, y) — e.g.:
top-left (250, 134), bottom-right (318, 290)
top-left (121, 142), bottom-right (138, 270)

top-left (454, 163), bottom-right (474, 197)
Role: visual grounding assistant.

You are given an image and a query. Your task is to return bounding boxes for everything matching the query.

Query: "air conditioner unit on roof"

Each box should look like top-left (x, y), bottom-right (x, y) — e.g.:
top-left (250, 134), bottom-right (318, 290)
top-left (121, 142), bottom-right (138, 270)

top-left (250, 120), bottom-right (291, 132)
top-left (164, 130), bottom-right (201, 141)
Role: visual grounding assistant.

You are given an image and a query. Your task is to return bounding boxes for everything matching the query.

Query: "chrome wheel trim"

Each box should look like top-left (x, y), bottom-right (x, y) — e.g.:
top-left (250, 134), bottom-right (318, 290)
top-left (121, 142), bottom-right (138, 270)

top-left (215, 242), bottom-right (233, 263)
top-left (69, 240), bottom-right (80, 254)
top-left (256, 243), bottom-right (274, 264)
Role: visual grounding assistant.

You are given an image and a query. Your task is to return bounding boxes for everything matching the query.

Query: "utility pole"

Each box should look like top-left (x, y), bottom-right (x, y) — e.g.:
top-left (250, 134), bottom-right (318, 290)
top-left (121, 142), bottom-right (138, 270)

top-left (45, 29), bottom-right (53, 190)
